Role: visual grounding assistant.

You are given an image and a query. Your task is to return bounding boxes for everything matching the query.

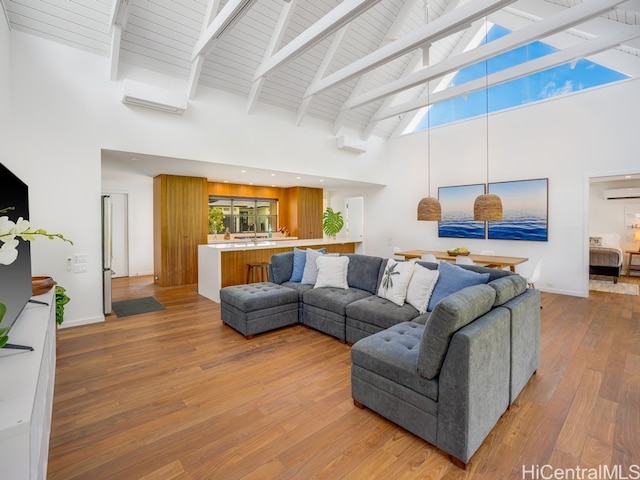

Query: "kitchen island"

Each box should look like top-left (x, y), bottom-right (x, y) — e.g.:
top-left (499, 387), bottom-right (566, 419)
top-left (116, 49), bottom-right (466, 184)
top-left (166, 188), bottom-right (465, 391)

top-left (198, 238), bottom-right (364, 302)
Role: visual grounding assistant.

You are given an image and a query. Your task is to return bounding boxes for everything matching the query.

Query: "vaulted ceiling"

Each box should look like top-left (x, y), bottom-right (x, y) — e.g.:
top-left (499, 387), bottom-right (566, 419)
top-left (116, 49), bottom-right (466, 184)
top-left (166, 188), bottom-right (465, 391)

top-left (4, 0), bottom-right (640, 141)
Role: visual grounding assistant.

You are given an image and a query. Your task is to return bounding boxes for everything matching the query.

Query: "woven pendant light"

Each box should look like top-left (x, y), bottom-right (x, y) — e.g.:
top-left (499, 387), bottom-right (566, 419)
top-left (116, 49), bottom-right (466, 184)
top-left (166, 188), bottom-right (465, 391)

top-left (418, 197), bottom-right (441, 221)
top-left (417, 76), bottom-right (442, 222)
top-left (474, 17), bottom-right (502, 222)
top-left (474, 193), bottom-right (502, 221)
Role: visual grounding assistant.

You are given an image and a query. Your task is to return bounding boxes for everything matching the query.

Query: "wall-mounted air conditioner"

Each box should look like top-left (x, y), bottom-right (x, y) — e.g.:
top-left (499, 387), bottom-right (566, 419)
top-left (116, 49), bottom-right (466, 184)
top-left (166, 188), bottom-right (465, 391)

top-left (604, 187), bottom-right (640, 200)
top-left (122, 79), bottom-right (187, 114)
top-left (336, 135), bottom-right (367, 153)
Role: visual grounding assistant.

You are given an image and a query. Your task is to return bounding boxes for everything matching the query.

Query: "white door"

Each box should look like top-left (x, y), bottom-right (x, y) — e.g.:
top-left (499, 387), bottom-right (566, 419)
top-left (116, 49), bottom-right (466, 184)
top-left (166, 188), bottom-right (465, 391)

top-left (109, 193), bottom-right (129, 278)
top-left (345, 197), bottom-right (364, 238)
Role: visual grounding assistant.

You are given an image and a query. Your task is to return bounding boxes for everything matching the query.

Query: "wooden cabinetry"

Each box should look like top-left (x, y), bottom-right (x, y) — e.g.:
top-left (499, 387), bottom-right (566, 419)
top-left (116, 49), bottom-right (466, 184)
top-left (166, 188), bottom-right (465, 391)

top-left (0, 289), bottom-right (55, 480)
top-left (154, 175), bottom-right (208, 286)
top-left (284, 187), bottom-right (323, 239)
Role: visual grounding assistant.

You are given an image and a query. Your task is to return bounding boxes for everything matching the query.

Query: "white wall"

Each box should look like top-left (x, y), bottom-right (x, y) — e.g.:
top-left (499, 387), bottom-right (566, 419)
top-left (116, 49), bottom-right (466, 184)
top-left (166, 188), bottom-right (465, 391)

top-left (8, 31), bottom-right (390, 327)
top-left (102, 178), bottom-right (154, 276)
top-left (379, 78), bottom-right (640, 297)
top-left (0, 13), bottom-right (10, 160)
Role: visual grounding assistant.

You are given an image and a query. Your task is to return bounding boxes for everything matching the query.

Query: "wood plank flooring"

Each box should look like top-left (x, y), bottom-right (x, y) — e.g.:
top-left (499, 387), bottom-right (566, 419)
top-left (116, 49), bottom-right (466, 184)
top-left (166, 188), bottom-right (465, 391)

top-left (48, 275), bottom-right (640, 479)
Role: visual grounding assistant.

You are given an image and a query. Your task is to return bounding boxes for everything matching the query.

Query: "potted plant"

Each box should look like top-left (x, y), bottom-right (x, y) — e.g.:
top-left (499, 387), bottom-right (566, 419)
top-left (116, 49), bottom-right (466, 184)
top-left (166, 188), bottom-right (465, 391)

top-left (208, 206), bottom-right (225, 236)
top-left (322, 207), bottom-right (344, 239)
top-left (55, 284), bottom-right (70, 325)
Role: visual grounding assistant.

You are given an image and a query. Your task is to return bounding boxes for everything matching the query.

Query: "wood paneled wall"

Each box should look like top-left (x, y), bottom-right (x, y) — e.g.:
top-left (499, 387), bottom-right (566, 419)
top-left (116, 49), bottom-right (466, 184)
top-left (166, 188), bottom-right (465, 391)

top-left (154, 175), bottom-right (208, 286)
top-left (220, 242), bottom-right (357, 287)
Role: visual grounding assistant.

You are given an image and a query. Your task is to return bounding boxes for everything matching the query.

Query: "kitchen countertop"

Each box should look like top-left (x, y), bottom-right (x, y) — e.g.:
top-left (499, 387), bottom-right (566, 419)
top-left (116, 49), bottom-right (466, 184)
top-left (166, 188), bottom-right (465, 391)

top-left (201, 237), bottom-right (362, 251)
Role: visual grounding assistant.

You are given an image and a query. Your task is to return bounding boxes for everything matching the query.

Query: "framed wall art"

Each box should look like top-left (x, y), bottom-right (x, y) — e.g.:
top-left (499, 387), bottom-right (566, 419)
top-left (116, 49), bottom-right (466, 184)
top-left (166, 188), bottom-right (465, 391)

top-left (487, 178), bottom-right (548, 241)
top-left (438, 184), bottom-right (486, 239)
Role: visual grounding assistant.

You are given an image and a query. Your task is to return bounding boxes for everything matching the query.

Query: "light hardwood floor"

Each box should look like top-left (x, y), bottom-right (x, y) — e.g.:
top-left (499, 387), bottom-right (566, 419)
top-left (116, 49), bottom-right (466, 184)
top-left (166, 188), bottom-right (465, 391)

top-left (48, 275), bottom-right (640, 479)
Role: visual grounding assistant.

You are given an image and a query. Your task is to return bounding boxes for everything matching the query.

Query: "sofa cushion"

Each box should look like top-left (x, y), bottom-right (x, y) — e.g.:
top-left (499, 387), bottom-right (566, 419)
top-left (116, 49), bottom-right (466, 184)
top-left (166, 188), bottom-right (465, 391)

top-left (489, 274), bottom-right (527, 307)
top-left (406, 263), bottom-right (440, 314)
top-left (345, 254), bottom-right (384, 294)
top-left (377, 258), bottom-right (414, 306)
top-left (270, 252), bottom-right (294, 284)
top-left (304, 287), bottom-right (371, 316)
top-left (314, 255), bottom-right (350, 289)
top-left (346, 295), bottom-right (420, 330)
top-left (280, 281), bottom-right (314, 301)
top-left (351, 322), bottom-right (438, 400)
top-left (427, 261), bottom-right (490, 311)
top-left (418, 283), bottom-right (496, 380)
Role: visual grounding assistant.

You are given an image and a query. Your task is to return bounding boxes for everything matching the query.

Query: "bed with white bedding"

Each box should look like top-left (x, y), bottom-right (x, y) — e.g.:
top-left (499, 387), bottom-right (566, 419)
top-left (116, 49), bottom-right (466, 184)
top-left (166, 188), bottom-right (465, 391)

top-left (589, 233), bottom-right (623, 284)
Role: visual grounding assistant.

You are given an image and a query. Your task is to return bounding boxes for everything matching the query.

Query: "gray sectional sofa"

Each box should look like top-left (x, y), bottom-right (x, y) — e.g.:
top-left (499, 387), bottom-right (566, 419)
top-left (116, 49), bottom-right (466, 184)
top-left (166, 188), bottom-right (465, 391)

top-left (220, 251), bottom-right (540, 468)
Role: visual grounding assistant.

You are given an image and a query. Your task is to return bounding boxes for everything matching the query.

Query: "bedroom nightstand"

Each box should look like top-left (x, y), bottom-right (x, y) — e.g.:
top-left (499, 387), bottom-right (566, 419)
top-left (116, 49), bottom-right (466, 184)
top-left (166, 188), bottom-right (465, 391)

top-left (627, 251), bottom-right (640, 276)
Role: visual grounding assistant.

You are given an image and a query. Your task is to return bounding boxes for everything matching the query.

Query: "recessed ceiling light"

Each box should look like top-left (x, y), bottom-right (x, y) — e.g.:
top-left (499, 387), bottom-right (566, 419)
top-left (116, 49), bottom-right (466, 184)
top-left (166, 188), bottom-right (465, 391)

top-left (296, 176), bottom-right (302, 180)
top-left (319, 179), bottom-right (324, 182)
top-left (223, 180), bottom-right (229, 183)
top-left (271, 173), bottom-right (276, 177)
top-left (241, 169), bottom-right (247, 173)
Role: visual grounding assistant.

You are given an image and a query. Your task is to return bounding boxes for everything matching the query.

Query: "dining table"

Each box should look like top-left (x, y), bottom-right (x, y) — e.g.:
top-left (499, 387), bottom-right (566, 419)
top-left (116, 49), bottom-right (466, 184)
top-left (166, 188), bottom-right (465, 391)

top-left (394, 250), bottom-right (528, 272)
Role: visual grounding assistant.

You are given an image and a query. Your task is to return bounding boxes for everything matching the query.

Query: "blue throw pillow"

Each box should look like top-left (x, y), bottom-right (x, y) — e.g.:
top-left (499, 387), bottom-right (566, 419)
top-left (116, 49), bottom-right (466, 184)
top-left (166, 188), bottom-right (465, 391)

top-left (427, 261), bottom-right (490, 311)
top-left (289, 248), bottom-right (306, 282)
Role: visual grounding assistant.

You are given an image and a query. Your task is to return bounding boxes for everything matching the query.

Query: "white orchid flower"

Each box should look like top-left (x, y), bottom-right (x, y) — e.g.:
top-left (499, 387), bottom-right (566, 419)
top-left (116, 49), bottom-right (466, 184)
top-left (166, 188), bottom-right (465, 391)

top-left (0, 239), bottom-right (19, 265)
top-left (0, 209), bottom-right (72, 264)
top-left (0, 216), bottom-right (17, 241)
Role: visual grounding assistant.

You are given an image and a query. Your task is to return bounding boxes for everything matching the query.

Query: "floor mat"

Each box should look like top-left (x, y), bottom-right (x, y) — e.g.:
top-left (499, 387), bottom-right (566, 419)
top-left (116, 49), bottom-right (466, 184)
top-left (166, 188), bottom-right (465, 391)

top-left (589, 280), bottom-right (639, 296)
top-left (112, 297), bottom-right (166, 317)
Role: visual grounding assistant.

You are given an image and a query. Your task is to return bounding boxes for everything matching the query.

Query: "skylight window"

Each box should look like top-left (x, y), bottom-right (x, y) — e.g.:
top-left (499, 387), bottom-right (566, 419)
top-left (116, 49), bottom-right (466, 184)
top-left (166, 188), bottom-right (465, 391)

top-left (409, 24), bottom-right (629, 133)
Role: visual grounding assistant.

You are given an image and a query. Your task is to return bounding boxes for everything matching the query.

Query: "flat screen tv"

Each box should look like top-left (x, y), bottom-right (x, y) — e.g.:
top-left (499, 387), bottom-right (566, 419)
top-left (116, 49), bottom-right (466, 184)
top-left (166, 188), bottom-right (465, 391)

top-left (0, 163), bottom-right (33, 349)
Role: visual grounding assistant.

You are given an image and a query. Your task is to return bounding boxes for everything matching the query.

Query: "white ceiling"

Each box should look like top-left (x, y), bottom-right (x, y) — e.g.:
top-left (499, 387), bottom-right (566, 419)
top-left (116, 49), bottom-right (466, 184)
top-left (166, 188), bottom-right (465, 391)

top-left (4, 0), bottom-right (640, 187)
top-left (100, 148), bottom-right (384, 189)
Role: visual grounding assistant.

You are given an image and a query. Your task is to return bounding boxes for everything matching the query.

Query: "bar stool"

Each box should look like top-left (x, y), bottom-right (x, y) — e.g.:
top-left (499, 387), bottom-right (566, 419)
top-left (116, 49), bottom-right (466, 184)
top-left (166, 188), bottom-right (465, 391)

top-left (247, 262), bottom-right (270, 283)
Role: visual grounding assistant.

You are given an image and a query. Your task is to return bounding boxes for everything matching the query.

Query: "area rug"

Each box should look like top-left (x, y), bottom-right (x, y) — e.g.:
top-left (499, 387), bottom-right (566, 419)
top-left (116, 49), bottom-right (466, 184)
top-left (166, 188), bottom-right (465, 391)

top-left (112, 297), bottom-right (166, 317)
top-left (589, 280), bottom-right (639, 296)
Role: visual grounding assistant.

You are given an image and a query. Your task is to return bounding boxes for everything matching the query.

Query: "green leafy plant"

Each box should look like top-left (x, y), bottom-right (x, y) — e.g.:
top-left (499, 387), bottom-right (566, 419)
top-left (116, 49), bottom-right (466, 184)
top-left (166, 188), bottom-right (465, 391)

top-left (208, 206), bottom-right (225, 234)
top-left (55, 285), bottom-right (70, 325)
top-left (0, 303), bottom-right (8, 348)
top-left (322, 207), bottom-right (344, 239)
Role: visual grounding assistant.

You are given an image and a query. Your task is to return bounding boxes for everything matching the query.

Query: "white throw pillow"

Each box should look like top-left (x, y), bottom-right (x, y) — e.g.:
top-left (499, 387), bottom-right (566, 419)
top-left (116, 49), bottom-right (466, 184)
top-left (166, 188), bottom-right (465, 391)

top-left (377, 258), bottom-right (415, 307)
top-left (314, 255), bottom-right (350, 289)
top-left (301, 248), bottom-right (325, 285)
top-left (405, 263), bottom-right (440, 314)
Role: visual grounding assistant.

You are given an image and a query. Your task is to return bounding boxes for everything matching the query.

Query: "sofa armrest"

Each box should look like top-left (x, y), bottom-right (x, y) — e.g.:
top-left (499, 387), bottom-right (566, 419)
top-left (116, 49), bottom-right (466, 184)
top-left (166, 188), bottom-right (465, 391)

top-left (436, 307), bottom-right (511, 465)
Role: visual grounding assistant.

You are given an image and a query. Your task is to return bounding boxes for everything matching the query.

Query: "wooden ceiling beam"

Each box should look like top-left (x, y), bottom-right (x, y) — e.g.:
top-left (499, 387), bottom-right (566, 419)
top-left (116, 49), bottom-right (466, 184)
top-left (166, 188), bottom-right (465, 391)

top-left (253, 0), bottom-right (384, 81)
top-left (108, 0), bottom-right (132, 81)
top-left (192, 0), bottom-right (257, 61)
top-left (304, 0), bottom-right (517, 98)
top-left (371, 26), bottom-right (640, 124)
top-left (248, 0), bottom-right (298, 113)
top-left (344, 0), bottom-right (628, 112)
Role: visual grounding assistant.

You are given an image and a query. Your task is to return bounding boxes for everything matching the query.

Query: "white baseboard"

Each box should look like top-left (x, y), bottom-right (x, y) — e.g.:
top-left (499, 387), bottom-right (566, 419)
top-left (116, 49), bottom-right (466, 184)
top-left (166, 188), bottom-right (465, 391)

top-left (58, 315), bottom-right (104, 329)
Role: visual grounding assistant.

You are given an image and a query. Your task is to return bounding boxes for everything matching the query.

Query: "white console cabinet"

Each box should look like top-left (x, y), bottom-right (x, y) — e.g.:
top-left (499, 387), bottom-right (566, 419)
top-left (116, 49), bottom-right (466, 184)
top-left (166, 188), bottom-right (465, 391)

top-left (0, 289), bottom-right (56, 480)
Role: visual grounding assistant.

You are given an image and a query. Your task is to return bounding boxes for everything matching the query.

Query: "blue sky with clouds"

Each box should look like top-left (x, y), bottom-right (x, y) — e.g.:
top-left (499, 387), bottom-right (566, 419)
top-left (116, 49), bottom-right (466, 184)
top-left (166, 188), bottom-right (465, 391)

top-left (414, 25), bottom-right (628, 131)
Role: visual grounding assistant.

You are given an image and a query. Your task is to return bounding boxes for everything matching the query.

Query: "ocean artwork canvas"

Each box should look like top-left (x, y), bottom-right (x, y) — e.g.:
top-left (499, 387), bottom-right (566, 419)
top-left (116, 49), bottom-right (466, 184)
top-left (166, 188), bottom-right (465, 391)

top-left (488, 178), bottom-right (548, 241)
top-left (438, 184), bottom-right (486, 239)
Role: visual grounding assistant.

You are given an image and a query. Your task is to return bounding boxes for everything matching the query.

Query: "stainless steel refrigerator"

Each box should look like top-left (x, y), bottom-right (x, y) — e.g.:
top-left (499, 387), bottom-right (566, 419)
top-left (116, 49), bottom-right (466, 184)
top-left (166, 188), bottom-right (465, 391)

top-left (102, 195), bottom-right (113, 314)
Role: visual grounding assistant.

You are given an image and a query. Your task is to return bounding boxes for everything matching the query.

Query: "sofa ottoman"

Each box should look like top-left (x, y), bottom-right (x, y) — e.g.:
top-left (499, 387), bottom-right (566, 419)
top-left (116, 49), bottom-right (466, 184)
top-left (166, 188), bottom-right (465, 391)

top-left (220, 282), bottom-right (298, 338)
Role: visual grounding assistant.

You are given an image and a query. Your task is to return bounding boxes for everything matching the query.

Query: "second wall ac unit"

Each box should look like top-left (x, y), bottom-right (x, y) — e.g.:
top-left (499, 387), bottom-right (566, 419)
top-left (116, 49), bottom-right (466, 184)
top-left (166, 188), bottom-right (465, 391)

top-left (604, 187), bottom-right (640, 200)
top-left (122, 79), bottom-right (187, 114)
